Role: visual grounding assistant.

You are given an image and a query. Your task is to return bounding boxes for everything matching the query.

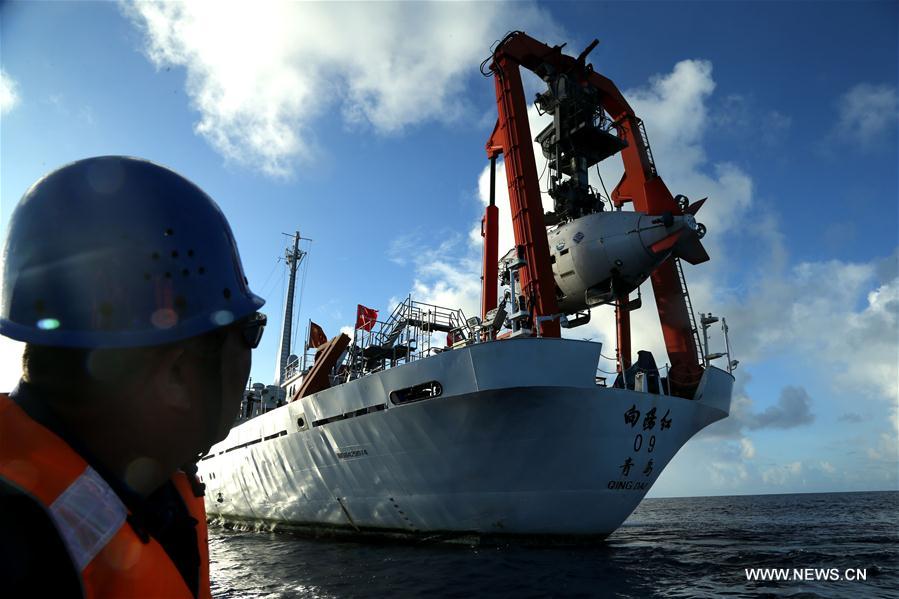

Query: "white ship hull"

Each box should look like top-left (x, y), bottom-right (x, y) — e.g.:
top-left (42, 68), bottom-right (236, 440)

top-left (199, 338), bottom-right (732, 540)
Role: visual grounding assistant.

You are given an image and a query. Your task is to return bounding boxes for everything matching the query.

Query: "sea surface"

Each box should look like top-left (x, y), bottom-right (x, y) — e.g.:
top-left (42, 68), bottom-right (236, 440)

top-left (208, 491), bottom-right (898, 598)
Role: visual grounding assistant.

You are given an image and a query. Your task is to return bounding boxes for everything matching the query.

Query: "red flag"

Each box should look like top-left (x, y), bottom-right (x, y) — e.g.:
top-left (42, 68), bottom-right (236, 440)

top-left (355, 304), bottom-right (378, 331)
top-left (446, 330), bottom-right (463, 347)
top-left (308, 321), bottom-right (328, 350)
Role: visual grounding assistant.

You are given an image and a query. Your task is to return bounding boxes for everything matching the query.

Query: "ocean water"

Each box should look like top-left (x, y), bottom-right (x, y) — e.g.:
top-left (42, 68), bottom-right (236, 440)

top-left (208, 491), bottom-right (898, 598)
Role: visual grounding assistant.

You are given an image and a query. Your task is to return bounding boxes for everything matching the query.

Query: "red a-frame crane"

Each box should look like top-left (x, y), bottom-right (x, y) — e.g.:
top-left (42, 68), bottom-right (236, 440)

top-left (482, 32), bottom-right (708, 396)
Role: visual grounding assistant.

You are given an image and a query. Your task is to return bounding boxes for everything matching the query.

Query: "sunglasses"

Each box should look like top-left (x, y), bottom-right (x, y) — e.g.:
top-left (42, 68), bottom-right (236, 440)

top-left (240, 312), bottom-right (267, 349)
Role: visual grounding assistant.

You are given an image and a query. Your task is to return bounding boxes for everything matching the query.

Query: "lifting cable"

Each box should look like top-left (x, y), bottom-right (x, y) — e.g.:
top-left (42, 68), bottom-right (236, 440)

top-left (594, 164), bottom-right (612, 206)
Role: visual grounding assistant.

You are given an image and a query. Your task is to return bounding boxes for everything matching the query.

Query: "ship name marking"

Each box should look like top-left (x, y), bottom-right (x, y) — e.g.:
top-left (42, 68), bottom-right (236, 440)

top-left (336, 449), bottom-right (369, 460)
top-left (642, 407), bottom-right (657, 430)
top-left (606, 480), bottom-right (650, 491)
top-left (660, 409), bottom-right (672, 430)
top-left (624, 405), bottom-right (640, 427)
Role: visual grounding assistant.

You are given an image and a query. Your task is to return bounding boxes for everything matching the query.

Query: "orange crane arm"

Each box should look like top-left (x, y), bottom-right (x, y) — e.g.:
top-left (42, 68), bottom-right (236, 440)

top-left (486, 31), bottom-right (705, 392)
top-left (486, 46), bottom-right (561, 338)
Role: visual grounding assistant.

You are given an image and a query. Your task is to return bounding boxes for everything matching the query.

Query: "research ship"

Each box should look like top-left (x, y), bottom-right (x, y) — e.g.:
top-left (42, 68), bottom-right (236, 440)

top-left (197, 32), bottom-right (735, 541)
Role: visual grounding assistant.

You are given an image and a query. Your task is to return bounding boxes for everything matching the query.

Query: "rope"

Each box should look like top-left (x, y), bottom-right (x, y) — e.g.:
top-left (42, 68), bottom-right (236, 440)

top-left (257, 256), bottom-right (283, 300)
top-left (594, 164), bottom-right (612, 205)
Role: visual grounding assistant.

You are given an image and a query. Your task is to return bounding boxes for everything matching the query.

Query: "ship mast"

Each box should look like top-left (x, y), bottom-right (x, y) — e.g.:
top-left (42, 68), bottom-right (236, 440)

top-left (274, 231), bottom-right (306, 385)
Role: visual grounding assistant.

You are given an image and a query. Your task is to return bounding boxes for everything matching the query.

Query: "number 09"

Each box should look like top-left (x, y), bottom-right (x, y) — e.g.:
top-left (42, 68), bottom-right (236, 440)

top-left (633, 434), bottom-right (657, 452)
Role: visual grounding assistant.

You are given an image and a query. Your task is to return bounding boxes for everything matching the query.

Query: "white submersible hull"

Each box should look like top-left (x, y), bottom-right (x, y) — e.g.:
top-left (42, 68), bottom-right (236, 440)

top-left (198, 337), bottom-right (732, 539)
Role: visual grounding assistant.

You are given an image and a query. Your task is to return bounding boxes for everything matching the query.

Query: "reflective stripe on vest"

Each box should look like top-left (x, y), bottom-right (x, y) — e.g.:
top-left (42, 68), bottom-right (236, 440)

top-left (50, 465), bottom-right (128, 570)
top-left (0, 393), bottom-right (211, 599)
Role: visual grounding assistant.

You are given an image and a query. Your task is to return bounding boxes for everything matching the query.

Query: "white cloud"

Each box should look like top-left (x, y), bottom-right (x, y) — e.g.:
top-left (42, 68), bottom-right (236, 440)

top-left (834, 83), bottom-right (899, 149)
top-left (708, 458), bottom-right (749, 488)
top-left (652, 433), bottom-right (889, 497)
top-left (408, 235), bottom-right (483, 319)
top-left (625, 60), bottom-right (715, 176)
top-left (0, 70), bottom-right (20, 115)
top-left (621, 60), bottom-right (755, 260)
top-left (123, 2), bottom-right (563, 177)
top-left (762, 460), bottom-right (803, 486)
top-left (756, 460), bottom-right (851, 489)
top-left (740, 437), bottom-right (756, 460)
top-left (723, 257), bottom-right (898, 404)
top-left (866, 404), bottom-right (898, 464)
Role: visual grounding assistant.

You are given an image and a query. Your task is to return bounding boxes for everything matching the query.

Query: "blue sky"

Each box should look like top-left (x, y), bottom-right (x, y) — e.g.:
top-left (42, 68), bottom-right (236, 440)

top-left (1, 1), bottom-right (896, 497)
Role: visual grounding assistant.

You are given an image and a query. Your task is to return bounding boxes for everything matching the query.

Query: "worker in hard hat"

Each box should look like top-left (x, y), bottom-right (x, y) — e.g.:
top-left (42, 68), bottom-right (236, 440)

top-left (0, 156), bottom-right (266, 598)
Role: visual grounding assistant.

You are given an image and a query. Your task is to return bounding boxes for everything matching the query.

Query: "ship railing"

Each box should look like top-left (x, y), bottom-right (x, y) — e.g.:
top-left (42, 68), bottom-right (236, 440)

top-left (282, 356), bottom-right (301, 381)
top-left (342, 296), bottom-right (473, 379)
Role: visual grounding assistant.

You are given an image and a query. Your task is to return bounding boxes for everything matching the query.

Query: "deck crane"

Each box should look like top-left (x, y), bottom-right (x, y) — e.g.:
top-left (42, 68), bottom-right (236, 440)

top-left (481, 31), bottom-right (711, 397)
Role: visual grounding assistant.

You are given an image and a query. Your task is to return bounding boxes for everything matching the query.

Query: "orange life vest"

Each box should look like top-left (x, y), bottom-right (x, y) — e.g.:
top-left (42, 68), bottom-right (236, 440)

top-left (0, 394), bottom-right (211, 598)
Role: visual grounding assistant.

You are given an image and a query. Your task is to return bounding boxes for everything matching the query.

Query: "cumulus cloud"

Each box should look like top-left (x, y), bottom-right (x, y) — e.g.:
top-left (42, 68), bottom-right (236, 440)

top-left (625, 59), bottom-right (716, 177)
top-left (657, 434), bottom-right (841, 495)
top-left (724, 255), bottom-right (899, 403)
top-left (833, 83), bottom-right (899, 150)
top-left (762, 460), bottom-right (803, 486)
top-left (866, 404), bottom-right (898, 464)
top-left (408, 234), bottom-right (483, 319)
top-left (122, 2), bottom-right (562, 177)
top-left (707, 457), bottom-right (749, 488)
top-left (755, 460), bottom-right (845, 488)
top-left (740, 437), bottom-right (756, 459)
top-left (0, 70), bottom-right (20, 115)
top-left (653, 431), bottom-right (880, 496)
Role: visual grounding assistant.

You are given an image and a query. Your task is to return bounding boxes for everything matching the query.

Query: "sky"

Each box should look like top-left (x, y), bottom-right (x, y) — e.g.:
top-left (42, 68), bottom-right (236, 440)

top-left (0, 1), bottom-right (896, 498)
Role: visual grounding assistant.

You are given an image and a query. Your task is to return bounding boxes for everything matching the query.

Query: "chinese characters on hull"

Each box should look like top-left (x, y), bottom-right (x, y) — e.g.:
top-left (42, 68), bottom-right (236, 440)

top-left (617, 405), bottom-right (673, 480)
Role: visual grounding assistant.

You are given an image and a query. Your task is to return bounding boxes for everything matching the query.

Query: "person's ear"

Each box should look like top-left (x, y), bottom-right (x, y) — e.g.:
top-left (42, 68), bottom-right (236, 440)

top-left (152, 345), bottom-right (192, 411)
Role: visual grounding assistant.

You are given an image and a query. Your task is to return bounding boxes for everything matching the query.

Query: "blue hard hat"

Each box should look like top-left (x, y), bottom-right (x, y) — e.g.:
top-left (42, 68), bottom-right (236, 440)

top-left (0, 156), bottom-right (265, 348)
